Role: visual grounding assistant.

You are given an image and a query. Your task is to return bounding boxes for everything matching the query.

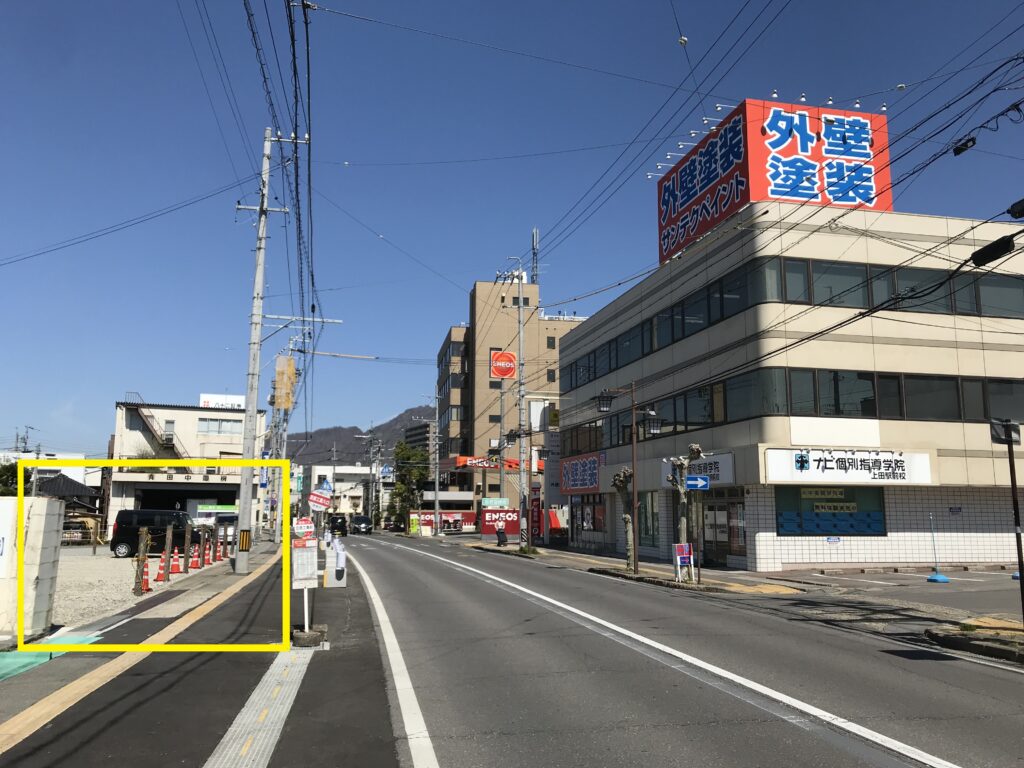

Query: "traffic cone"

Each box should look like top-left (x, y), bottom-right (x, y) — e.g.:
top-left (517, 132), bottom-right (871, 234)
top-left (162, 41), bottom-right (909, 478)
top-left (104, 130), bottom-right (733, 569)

top-left (155, 551), bottom-right (168, 583)
top-left (215, 537), bottom-right (224, 562)
top-left (204, 541), bottom-right (212, 566)
top-left (140, 560), bottom-right (152, 593)
top-left (189, 544), bottom-right (201, 569)
top-left (170, 547), bottom-right (183, 574)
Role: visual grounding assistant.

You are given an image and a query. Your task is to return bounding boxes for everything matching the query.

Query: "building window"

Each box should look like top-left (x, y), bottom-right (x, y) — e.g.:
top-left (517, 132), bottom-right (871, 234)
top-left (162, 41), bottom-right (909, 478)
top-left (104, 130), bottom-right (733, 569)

top-left (789, 369), bottom-right (817, 416)
top-left (775, 486), bottom-right (886, 536)
top-left (490, 380), bottom-right (502, 389)
top-left (594, 343), bottom-right (610, 378)
top-left (961, 378), bottom-right (986, 421)
top-left (952, 273), bottom-right (979, 315)
top-left (654, 308), bottom-right (674, 350)
top-left (749, 257), bottom-right (783, 303)
top-left (724, 368), bottom-right (788, 422)
top-left (877, 374), bottom-right (903, 419)
top-left (817, 370), bottom-right (876, 417)
top-left (576, 494), bottom-right (605, 532)
top-left (523, 296), bottom-right (530, 306)
top-left (547, 336), bottom-right (556, 349)
top-left (617, 325), bottom-right (642, 366)
top-left (488, 414), bottom-right (501, 423)
top-left (978, 274), bottom-right (1024, 318)
top-left (987, 379), bottom-right (1024, 422)
top-left (638, 492), bottom-right (659, 548)
top-left (904, 375), bottom-right (960, 421)
top-left (811, 261), bottom-right (868, 308)
top-left (198, 418), bottom-right (243, 435)
top-left (896, 267), bottom-right (952, 314)
top-left (684, 288), bottom-right (709, 336)
top-left (783, 259), bottom-right (810, 303)
top-left (684, 387), bottom-right (713, 429)
top-left (547, 369), bottom-right (556, 383)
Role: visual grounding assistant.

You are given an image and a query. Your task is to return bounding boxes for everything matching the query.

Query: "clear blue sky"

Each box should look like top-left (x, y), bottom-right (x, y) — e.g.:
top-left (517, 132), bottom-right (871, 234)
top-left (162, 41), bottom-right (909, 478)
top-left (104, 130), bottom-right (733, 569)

top-left (3, 1), bottom-right (1023, 455)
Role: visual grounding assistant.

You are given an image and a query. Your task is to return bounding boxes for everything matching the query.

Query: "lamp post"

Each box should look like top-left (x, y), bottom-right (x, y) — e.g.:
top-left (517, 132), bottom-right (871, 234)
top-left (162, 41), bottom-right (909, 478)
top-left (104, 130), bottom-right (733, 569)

top-left (595, 383), bottom-right (662, 574)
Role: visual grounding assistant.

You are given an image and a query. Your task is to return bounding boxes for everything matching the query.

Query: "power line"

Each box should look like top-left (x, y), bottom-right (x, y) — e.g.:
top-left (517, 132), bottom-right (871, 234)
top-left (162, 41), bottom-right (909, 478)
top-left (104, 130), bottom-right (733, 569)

top-left (0, 171), bottom-right (264, 269)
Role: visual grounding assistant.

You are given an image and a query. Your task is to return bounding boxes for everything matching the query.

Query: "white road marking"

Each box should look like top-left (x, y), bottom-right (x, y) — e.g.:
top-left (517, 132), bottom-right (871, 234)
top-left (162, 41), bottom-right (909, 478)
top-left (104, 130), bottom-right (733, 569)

top-left (349, 553), bottom-right (440, 768)
top-left (375, 540), bottom-right (965, 768)
top-left (827, 575), bottom-right (901, 586)
top-left (95, 616), bottom-right (134, 634)
top-left (202, 649), bottom-right (315, 768)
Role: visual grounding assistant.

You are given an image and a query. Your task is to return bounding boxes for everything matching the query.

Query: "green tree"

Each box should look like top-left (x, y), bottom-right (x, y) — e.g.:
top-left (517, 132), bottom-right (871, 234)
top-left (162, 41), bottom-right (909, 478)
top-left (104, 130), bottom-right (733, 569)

top-left (391, 440), bottom-right (429, 516)
top-left (0, 462), bottom-right (18, 496)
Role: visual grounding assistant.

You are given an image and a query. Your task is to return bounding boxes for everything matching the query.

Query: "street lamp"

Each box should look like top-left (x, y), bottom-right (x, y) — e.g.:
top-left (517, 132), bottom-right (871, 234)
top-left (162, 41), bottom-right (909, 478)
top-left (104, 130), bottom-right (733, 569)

top-left (593, 383), bottom-right (657, 574)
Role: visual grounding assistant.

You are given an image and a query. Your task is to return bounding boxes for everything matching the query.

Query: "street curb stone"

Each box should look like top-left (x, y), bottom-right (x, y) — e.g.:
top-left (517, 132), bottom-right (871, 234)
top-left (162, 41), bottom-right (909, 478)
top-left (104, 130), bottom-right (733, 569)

top-left (924, 628), bottom-right (1023, 663)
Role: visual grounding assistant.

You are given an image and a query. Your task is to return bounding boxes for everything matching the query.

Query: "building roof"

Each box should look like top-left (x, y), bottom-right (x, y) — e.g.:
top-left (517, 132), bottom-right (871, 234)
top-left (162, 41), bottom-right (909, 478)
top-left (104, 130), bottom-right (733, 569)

top-left (38, 473), bottom-right (99, 498)
top-left (116, 401), bottom-right (266, 414)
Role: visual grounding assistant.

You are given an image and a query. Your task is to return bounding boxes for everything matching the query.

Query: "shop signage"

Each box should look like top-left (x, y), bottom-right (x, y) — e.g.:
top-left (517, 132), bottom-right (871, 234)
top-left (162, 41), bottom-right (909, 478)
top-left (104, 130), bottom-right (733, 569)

top-left (490, 350), bottom-right (517, 379)
top-left (560, 451), bottom-right (604, 494)
top-left (657, 99), bottom-right (893, 263)
top-left (481, 509), bottom-right (520, 536)
top-left (307, 491), bottom-right (331, 512)
top-left (766, 449), bottom-right (931, 485)
top-left (482, 497), bottom-right (510, 508)
top-left (688, 453), bottom-right (734, 485)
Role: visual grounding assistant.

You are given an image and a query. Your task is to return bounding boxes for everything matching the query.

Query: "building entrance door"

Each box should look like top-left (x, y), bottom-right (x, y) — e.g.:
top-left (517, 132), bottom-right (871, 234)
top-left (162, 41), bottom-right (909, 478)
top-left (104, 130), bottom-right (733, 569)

top-left (703, 503), bottom-right (729, 564)
top-left (727, 501), bottom-right (746, 557)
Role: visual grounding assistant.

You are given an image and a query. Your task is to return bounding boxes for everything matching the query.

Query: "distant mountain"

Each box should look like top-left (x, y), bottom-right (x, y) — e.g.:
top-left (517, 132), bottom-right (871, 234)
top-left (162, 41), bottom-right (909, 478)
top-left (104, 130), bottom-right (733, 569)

top-left (287, 405), bottom-right (432, 466)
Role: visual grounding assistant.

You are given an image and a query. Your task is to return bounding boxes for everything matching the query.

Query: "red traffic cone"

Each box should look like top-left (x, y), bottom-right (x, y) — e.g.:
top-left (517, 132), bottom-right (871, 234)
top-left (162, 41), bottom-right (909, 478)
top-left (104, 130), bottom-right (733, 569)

top-left (215, 538), bottom-right (224, 562)
top-left (155, 551), bottom-right (168, 583)
top-left (204, 541), bottom-right (212, 566)
top-left (140, 560), bottom-right (152, 593)
top-left (189, 544), bottom-right (202, 569)
top-left (170, 547), bottom-right (183, 574)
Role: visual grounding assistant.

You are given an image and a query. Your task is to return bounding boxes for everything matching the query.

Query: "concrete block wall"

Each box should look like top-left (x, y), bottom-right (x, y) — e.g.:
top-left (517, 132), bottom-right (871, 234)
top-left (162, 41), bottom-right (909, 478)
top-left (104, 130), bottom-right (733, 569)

top-left (747, 485), bottom-right (1019, 572)
top-left (0, 497), bottom-right (66, 646)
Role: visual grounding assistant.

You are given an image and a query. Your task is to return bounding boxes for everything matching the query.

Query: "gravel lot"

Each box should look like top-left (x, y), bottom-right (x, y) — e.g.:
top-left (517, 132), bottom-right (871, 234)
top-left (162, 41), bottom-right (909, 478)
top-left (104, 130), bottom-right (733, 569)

top-left (51, 547), bottom-right (153, 629)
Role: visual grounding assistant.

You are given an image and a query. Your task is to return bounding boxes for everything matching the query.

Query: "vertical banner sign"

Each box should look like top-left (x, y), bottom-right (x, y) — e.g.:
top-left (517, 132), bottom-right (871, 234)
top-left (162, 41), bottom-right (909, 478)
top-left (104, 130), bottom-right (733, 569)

top-left (259, 450), bottom-right (269, 488)
top-left (530, 482), bottom-right (542, 541)
top-left (657, 99), bottom-right (893, 263)
top-left (275, 355), bottom-right (297, 410)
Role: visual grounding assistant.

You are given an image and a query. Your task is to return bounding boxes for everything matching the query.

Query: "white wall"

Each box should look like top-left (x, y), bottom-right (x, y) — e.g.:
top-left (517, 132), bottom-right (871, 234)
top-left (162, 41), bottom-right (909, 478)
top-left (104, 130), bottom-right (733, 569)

top-left (0, 497), bottom-right (66, 646)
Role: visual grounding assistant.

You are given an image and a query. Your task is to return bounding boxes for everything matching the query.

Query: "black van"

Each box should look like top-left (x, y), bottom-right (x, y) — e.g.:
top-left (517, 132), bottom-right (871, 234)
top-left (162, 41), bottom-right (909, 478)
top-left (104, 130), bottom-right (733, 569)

top-left (109, 509), bottom-right (202, 558)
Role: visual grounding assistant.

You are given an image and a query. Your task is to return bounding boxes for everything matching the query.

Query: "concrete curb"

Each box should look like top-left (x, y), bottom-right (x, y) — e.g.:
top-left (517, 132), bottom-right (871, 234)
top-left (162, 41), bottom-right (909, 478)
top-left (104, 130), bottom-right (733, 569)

top-left (924, 628), bottom-right (1023, 664)
top-left (468, 545), bottom-right (536, 560)
top-left (588, 567), bottom-right (727, 593)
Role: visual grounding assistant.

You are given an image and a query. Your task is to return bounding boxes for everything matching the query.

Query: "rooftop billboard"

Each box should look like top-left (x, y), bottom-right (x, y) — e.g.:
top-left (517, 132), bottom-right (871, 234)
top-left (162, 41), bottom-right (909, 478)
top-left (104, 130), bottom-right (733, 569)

top-left (657, 99), bottom-right (893, 263)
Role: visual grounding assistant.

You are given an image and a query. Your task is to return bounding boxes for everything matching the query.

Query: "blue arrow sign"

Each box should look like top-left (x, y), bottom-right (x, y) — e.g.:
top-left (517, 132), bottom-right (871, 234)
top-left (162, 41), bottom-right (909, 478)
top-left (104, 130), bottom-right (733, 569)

top-left (685, 475), bottom-right (710, 491)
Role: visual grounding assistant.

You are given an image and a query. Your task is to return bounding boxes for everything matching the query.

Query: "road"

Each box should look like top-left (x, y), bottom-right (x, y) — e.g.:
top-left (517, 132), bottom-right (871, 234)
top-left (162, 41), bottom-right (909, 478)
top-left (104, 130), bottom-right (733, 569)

top-left (348, 536), bottom-right (1023, 768)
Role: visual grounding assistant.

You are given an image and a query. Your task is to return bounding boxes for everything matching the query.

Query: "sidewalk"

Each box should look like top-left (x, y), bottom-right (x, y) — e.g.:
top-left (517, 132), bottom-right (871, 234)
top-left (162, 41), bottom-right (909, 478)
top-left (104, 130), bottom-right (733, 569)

top-left (465, 541), bottom-right (804, 595)
top-left (0, 543), bottom-right (282, 727)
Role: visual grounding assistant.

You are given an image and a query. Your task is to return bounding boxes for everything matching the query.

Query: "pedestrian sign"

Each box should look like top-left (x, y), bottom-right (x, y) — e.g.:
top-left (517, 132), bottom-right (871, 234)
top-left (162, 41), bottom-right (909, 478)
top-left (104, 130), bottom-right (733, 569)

top-left (685, 475), bottom-right (710, 490)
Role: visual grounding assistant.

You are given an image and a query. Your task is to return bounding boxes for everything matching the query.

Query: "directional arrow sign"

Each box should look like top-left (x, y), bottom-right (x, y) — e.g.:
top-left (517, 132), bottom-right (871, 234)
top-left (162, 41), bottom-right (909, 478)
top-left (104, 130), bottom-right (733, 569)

top-left (685, 475), bottom-right (710, 491)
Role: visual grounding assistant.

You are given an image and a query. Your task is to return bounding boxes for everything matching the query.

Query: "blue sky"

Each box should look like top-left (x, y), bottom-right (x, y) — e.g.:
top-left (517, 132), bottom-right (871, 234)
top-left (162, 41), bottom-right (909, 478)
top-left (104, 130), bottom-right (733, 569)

top-left (3, 1), bottom-right (1023, 455)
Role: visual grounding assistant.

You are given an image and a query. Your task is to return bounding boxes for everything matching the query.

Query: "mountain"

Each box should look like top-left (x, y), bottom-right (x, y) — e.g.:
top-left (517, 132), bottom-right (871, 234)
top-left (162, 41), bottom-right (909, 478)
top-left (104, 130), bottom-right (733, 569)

top-left (286, 405), bottom-right (432, 466)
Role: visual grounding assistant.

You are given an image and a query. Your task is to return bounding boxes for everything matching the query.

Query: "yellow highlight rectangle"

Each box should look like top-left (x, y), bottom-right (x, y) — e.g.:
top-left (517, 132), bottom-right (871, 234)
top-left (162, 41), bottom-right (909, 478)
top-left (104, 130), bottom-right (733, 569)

top-left (16, 458), bottom-right (291, 653)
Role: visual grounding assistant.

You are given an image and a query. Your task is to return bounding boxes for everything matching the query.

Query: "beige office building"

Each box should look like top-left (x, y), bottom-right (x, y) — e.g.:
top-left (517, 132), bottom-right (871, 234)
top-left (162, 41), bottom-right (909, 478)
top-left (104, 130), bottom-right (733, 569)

top-left (558, 201), bottom-right (1024, 572)
top-left (437, 276), bottom-right (584, 511)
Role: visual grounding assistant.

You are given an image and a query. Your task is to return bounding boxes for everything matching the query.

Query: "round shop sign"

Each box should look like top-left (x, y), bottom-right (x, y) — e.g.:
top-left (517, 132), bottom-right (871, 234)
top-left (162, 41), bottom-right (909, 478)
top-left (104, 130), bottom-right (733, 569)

top-left (490, 350), bottom-right (517, 379)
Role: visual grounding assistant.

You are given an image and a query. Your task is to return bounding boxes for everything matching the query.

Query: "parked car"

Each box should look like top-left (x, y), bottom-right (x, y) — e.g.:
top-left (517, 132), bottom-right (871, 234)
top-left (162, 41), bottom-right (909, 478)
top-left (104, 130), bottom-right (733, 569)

top-left (351, 515), bottom-right (373, 534)
top-left (390, 517), bottom-right (406, 532)
top-left (109, 509), bottom-right (201, 558)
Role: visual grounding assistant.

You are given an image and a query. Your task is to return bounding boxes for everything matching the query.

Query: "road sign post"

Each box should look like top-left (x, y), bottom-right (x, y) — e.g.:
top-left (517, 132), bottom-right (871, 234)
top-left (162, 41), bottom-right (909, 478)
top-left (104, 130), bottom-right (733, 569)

top-left (991, 419), bottom-right (1024, 625)
top-left (685, 475), bottom-right (710, 491)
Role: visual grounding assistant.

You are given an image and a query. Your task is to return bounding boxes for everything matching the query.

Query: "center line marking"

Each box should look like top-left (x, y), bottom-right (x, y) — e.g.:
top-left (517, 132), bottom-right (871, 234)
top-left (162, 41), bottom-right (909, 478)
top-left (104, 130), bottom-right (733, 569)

top-left (374, 540), bottom-right (965, 768)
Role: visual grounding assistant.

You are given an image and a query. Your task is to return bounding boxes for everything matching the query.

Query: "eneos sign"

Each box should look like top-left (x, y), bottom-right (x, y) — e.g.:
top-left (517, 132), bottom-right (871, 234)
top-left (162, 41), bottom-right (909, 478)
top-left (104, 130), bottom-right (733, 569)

top-left (657, 99), bottom-right (893, 263)
top-left (481, 509), bottom-right (520, 536)
top-left (490, 350), bottom-right (517, 379)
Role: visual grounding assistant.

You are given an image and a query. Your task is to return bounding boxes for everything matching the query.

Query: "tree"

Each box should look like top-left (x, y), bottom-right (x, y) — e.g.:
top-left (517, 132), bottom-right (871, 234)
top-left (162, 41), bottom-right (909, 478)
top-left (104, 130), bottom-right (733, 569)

top-left (611, 466), bottom-right (635, 572)
top-left (0, 462), bottom-right (19, 496)
top-left (391, 440), bottom-right (429, 517)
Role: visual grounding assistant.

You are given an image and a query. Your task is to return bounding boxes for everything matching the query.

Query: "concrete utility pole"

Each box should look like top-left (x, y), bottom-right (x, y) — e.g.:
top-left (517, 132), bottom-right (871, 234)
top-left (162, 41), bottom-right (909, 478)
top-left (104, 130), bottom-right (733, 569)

top-left (234, 127), bottom-right (289, 574)
top-left (530, 227), bottom-right (539, 286)
top-left (433, 387), bottom-right (441, 535)
top-left (498, 381), bottom-right (505, 498)
top-left (510, 257), bottom-right (529, 550)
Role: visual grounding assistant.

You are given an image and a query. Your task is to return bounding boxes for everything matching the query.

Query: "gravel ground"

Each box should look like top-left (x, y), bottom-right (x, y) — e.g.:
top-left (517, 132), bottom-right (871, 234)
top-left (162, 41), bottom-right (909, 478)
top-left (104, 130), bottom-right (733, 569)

top-left (51, 546), bottom-right (154, 629)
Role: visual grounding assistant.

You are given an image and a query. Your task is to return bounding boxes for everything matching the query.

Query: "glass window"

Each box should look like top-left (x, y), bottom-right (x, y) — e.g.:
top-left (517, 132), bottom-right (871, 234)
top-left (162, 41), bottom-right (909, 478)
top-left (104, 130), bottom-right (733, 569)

top-left (547, 336), bottom-right (556, 349)
top-left (638, 491), bottom-right (659, 548)
top-left (961, 378), bottom-right (986, 421)
top-left (653, 397), bottom-right (677, 435)
top-left (811, 262), bottom-right (868, 307)
top-left (978, 274), bottom-right (1024, 318)
top-left (641, 319), bottom-right (653, 356)
top-left (683, 290), bottom-right (708, 335)
top-left (869, 266), bottom-right (896, 308)
top-left (708, 281), bottom-right (723, 324)
top-left (712, 382), bottom-right (726, 423)
top-left (725, 369), bottom-right (788, 421)
top-left (877, 374), bottom-right (902, 419)
top-left (896, 267), bottom-right (952, 314)
top-left (674, 394), bottom-right (687, 431)
top-left (904, 376), bottom-right (960, 421)
top-left (817, 370), bottom-right (877, 417)
top-left (721, 269), bottom-right (748, 318)
top-left (488, 414), bottom-right (501, 424)
top-left (594, 344), bottom-right (610, 378)
top-left (671, 302), bottom-right (685, 341)
top-left (560, 364), bottom-right (573, 393)
top-left (685, 387), bottom-right (713, 428)
top-left (783, 259), bottom-right (810, 303)
top-left (618, 325), bottom-right (642, 365)
top-left (654, 308), bottom-right (674, 350)
top-left (575, 356), bottom-right (592, 386)
top-left (749, 257), bottom-right (782, 304)
top-left (547, 369), bottom-right (556, 383)
top-left (607, 339), bottom-right (618, 370)
top-left (775, 486), bottom-right (886, 536)
top-left (789, 369), bottom-right (817, 416)
top-left (952, 273), bottom-right (979, 315)
top-left (987, 379), bottom-right (1024, 422)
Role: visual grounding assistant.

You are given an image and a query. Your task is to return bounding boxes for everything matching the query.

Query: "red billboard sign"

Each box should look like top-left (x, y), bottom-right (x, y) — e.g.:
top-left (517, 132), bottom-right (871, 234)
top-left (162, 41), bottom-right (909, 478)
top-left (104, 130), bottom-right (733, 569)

top-left (490, 350), bottom-right (517, 379)
top-left (480, 509), bottom-right (521, 536)
top-left (657, 99), bottom-right (893, 263)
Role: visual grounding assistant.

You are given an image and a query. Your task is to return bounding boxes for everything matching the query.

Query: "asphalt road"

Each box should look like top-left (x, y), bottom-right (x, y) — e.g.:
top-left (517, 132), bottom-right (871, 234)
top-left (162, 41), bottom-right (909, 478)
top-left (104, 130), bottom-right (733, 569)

top-left (348, 536), bottom-right (1023, 768)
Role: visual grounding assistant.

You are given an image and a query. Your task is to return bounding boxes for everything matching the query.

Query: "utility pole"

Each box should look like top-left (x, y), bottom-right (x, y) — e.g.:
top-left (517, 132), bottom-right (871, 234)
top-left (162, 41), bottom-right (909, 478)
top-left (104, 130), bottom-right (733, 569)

top-left (530, 227), bottom-right (539, 286)
top-left (234, 127), bottom-right (289, 574)
top-left (433, 387), bottom-right (441, 535)
top-left (513, 259), bottom-right (528, 550)
top-left (498, 381), bottom-right (505, 499)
